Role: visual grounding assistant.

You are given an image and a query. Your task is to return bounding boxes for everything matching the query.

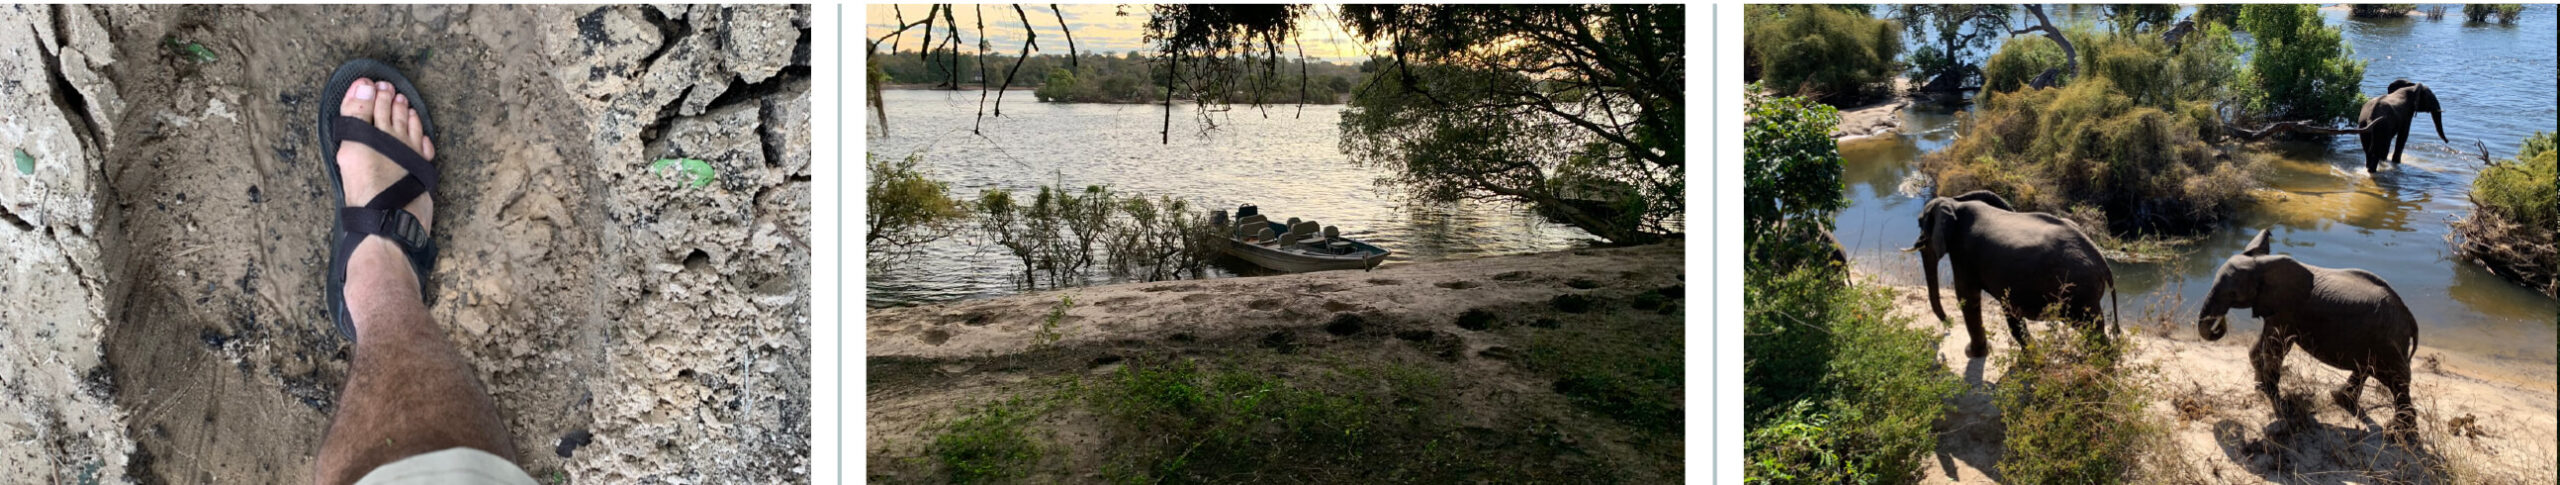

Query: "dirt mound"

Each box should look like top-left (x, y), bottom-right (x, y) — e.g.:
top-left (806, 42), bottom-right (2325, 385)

top-left (0, 5), bottom-right (808, 483)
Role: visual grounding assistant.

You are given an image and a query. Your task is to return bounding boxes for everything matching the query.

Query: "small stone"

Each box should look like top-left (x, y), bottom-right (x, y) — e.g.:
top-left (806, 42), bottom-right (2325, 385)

top-left (14, 149), bottom-right (32, 174)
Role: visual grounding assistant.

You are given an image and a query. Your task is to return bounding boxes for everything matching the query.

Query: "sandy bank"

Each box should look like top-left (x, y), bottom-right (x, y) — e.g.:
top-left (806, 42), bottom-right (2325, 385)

top-left (870, 243), bottom-right (1683, 360)
top-left (1865, 276), bottom-right (2557, 483)
top-left (867, 243), bottom-right (1687, 482)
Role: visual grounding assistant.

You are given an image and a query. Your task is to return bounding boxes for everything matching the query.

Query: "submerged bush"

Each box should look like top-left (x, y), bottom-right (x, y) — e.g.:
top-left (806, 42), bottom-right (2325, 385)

top-left (2456, 132), bottom-right (2559, 297)
top-left (2463, 4), bottom-right (2527, 23)
top-left (1927, 26), bottom-right (2254, 235)
top-left (2234, 5), bottom-right (2367, 126)
top-left (2349, 4), bottom-right (2418, 18)
top-left (1744, 267), bottom-right (1959, 484)
top-left (1747, 5), bottom-right (1903, 106)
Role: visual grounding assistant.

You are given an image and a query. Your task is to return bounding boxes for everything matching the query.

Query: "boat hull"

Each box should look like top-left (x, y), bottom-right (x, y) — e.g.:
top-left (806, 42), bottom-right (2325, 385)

top-left (1216, 236), bottom-right (1389, 273)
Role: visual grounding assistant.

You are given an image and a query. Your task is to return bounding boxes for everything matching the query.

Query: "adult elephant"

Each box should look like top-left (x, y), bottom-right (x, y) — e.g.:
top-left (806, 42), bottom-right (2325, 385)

top-left (1911, 190), bottom-right (2118, 358)
top-left (2198, 229), bottom-right (2421, 432)
top-left (2357, 79), bottom-right (2446, 173)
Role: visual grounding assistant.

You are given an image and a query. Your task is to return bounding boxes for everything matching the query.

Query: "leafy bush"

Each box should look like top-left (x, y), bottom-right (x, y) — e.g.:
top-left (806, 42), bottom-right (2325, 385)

top-left (2457, 132), bottom-right (2558, 296)
top-left (2234, 5), bottom-right (2368, 126)
top-left (2194, 4), bottom-right (2242, 26)
top-left (1743, 89), bottom-right (1849, 268)
top-left (1926, 26), bottom-right (2254, 235)
top-left (1747, 6), bottom-right (1903, 106)
top-left (1744, 267), bottom-right (1960, 484)
top-left (1996, 331), bottom-right (2153, 484)
top-left (1979, 35), bottom-right (2065, 93)
top-left (867, 154), bottom-right (969, 255)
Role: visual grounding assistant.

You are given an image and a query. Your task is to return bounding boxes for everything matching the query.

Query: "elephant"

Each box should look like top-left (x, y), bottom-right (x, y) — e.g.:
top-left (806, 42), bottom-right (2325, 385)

top-left (2356, 79), bottom-right (2446, 173)
top-left (2198, 229), bottom-right (2421, 432)
top-left (1912, 190), bottom-right (2119, 358)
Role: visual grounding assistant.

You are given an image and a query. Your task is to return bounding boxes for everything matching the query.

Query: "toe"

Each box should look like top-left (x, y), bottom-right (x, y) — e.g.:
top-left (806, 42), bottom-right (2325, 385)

top-left (405, 108), bottom-right (426, 157)
top-left (420, 134), bottom-right (435, 160)
top-left (342, 77), bottom-right (376, 121)
top-left (371, 81), bottom-right (398, 132)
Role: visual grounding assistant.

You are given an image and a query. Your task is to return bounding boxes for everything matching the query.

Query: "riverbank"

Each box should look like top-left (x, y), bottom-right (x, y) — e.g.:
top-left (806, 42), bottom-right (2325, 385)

top-left (1832, 77), bottom-right (1915, 141)
top-left (0, 5), bottom-right (809, 483)
top-left (1862, 275), bottom-right (2558, 483)
top-left (868, 243), bottom-right (1684, 482)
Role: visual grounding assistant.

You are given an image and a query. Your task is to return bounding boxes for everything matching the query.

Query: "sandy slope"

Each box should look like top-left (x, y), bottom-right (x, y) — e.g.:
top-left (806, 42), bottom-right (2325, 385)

top-left (1871, 276), bottom-right (2558, 484)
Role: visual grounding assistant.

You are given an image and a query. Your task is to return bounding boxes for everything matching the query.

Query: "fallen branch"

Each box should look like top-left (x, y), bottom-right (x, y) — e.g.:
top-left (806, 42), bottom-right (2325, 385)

top-left (2226, 120), bottom-right (2367, 141)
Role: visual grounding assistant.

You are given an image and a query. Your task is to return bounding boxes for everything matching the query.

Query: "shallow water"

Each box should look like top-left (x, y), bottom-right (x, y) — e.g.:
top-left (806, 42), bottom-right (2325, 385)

top-left (1837, 6), bottom-right (2558, 362)
top-left (864, 89), bottom-right (1597, 305)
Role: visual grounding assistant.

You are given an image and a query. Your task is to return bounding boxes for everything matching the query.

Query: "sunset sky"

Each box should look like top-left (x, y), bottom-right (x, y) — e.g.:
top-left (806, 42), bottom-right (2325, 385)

top-left (864, 4), bottom-right (1381, 65)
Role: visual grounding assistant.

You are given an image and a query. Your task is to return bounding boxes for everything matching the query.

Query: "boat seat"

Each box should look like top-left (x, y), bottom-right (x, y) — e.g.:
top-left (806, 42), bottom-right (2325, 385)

top-left (1286, 217), bottom-right (1302, 228)
top-left (1290, 221), bottom-right (1321, 243)
top-left (1255, 227), bottom-right (1276, 243)
top-left (1278, 232), bottom-right (1301, 247)
top-left (1323, 225), bottom-right (1339, 239)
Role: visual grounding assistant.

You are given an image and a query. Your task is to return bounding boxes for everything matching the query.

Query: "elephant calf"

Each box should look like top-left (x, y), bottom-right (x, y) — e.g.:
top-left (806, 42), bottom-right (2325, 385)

top-left (1913, 190), bottom-right (2118, 358)
top-left (2199, 229), bottom-right (2421, 431)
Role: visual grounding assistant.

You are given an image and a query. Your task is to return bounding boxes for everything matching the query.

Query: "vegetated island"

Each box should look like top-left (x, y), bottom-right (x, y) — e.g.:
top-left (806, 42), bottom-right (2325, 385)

top-left (871, 50), bottom-right (1361, 105)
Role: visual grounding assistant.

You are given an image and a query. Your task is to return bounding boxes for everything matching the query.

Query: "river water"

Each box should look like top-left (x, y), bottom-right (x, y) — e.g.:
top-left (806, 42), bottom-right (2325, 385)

top-left (1837, 5), bottom-right (2558, 363)
top-left (864, 89), bottom-right (1598, 305)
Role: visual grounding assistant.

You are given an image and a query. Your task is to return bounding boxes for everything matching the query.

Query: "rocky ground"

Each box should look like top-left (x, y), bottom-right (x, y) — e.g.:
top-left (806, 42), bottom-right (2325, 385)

top-left (867, 244), bottom-right (1687, 483)
top-left (1869, 277), bottom-right (2559, 484)
top-left (0, 5), bottom-right (809, 483)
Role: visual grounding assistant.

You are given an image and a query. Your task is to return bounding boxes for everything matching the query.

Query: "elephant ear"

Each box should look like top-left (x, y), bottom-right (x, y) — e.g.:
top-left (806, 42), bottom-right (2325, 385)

top-left (2410, 83), bottom-right (2441, 113)
top-left (2243, 228), bottom-right (2273, 256)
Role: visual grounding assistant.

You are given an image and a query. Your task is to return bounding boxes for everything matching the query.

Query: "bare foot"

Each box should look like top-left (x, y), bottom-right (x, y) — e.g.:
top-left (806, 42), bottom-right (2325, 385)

top-left (336, 78), bottom-right (437, 338)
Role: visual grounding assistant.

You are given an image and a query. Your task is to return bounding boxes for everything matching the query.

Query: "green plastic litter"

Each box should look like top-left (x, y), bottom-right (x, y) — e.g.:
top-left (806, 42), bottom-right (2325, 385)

top-left (14, 149), bottom-right (32, 174)
top-left (165, 37), bottom-right (217, 63)
top-left (649, 158), bottom-right (716, 188)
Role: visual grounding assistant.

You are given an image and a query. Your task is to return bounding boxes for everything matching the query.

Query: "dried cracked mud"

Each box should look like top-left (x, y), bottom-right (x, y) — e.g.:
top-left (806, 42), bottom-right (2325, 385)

top-left (0, 5), bottom-right (809, 483)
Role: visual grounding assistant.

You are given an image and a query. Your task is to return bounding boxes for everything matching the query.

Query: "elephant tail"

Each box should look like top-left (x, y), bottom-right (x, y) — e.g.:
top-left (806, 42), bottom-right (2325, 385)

top-left (2110, 280), bottom-right (2122, 336)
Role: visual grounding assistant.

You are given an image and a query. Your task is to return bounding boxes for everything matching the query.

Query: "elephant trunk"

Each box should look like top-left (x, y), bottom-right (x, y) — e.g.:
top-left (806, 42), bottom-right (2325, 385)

top-left (2197, 297), bottom-right (2230, 341)
top-left (2430, 111), bottom-right (2447, 143)
top-left (1921, 242), bottom-right (1949, 325)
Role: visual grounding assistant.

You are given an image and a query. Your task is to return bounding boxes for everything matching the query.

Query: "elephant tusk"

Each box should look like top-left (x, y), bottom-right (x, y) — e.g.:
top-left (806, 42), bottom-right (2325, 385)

top-left (1899, 246), bottom-right (1921, 253)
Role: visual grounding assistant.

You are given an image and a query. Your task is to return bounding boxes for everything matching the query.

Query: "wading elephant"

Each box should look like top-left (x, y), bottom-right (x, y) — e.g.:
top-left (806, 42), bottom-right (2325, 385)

top-left (2357, 79), bottom-right (2446, 173)
top-left (2198, 229), bottom-right (2421, 431)
top-left (1912, 190), bottom-right (2119, 358)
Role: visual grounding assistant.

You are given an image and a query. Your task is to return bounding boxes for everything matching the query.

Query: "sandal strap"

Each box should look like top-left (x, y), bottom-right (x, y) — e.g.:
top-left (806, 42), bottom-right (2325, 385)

top-left (339, 203), bottom-right (431, 252)
top-left (331, 116), bottom-right (439, 193)
top-left (330, 116), bottom-right (436, 252)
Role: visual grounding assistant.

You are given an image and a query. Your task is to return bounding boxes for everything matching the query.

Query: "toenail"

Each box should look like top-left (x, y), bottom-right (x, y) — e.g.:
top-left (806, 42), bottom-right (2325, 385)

top-left (353, 82), bottom-right (375, 100)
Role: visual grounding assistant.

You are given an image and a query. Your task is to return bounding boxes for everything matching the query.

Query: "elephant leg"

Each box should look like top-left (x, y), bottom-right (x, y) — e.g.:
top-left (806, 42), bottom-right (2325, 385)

top-left (2002, 301), bottom-right (2034, 350)
top-left (2382, 365), bottom-right (2418, 433)
top-left (2250, 333), bottom-right (2295, 419)
top-left (2332, 370), bottom-right (2368, 415)
top-left (1961, 291), bottom-right (1989, 358)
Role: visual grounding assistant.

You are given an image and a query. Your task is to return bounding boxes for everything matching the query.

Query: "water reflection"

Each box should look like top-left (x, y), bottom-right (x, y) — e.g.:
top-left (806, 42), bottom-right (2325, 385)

top-left (1831, 6), bottom-right (2558, 362)
top-left (865, 89), bottom-right (1598, 305)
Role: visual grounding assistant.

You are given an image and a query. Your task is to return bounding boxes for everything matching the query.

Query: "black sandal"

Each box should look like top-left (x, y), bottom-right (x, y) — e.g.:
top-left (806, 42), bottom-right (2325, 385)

top-left (319, 59), bottom-right (439, 343)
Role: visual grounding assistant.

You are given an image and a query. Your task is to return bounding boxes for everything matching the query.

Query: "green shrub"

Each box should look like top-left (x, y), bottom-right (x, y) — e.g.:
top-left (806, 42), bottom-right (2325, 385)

top-left (1995, 331), bottom-right (2153, 484)
top-left (1083, 359), bottom-right (1461, 482)
top-left (1926, 26), bottom-right (2253, 235)
top-left (867, 154), bottom-right (969, 254)
top-left (2195, 4), bottom-right (2242, 26)
top-left (2234, 5), bottom-right (2368, 126)
top-left (1744, 266), bottom-right (1959, 484)
top-left (1747, 6), bottom-right (1903, 106)
top-left (2479, 132), bottom-right (2560, 230)
top-left (1979, 35), bottom-right (2064, 93)
top-left (1743, 89), bottom-right (1847, 269)
top-left (2459, 132), bottom-right (2559, 296)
